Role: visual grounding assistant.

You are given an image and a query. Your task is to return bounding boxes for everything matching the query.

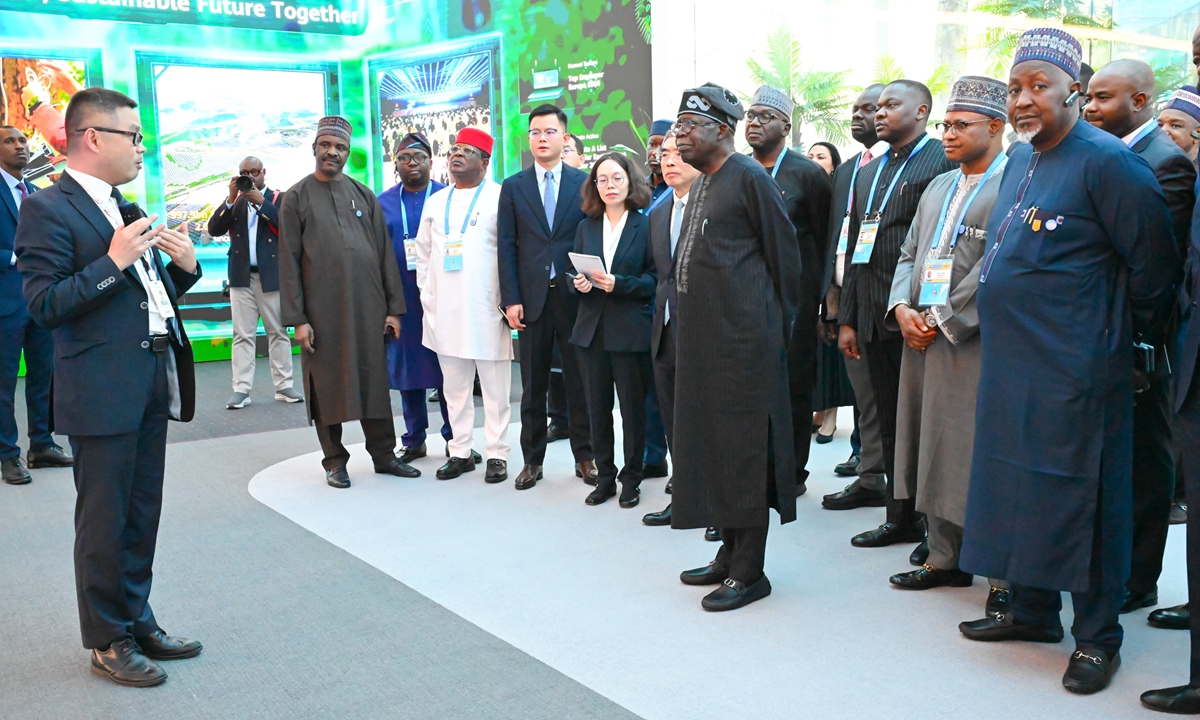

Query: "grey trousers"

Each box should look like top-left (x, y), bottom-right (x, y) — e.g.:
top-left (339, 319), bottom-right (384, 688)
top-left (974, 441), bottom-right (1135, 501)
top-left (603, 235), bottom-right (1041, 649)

top-left (927, 514), bottom-right (1009, 588)
top-left (230, 273), bottom-right (294, 393)
top-left (843, 340), bottom-right (886, 494)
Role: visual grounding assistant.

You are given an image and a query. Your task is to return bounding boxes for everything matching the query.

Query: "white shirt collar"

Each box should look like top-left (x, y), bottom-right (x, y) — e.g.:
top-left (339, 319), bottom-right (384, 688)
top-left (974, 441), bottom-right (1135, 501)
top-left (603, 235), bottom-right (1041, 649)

top-left (537, 161), bottom-right (563, 183)
top-left (1, 169), bottom-right (21, 191)
top-left (673, 191), bottom-right (689, 205)
top-left (65, 166), bottom-right (116, 204)
top-left (867, 140), bottom-right (890, 159)
top-left (1121, 117), bottom-right (1157, 147)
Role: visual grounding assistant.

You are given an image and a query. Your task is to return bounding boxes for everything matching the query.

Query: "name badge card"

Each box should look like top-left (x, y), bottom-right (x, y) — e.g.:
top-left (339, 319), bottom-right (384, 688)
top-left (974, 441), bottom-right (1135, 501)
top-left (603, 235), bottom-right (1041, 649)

top-left (852, 221), bottom-right (879, 264)
top-left (404, 239), bottom-right (418, 271)
top-left (918, 258), bottom-right (953, 306)
top-left (836, 216), bottom-right (850, 253)
top-left (443, 239), bottom-right (463, 272)
top-left (147, 279), bottom-right (177, 319)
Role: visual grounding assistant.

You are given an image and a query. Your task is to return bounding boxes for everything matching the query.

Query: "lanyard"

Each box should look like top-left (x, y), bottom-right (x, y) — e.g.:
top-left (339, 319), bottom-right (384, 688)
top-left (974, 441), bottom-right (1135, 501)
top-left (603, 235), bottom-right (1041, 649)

top-left (980, 152), bottom-right (1041, 284)
top-left (1125, 121), bottom-right (1157, 149)
top-left (444, 183), bottom-right (486, 238)
top-left (770, 146), bottom-right (788, 181)
top-left (843, 151), bottom-right (868, 215)
top-left (647, 186), bottom-right (672, 213)
top-left (400, 184), bottom-right (432, 239)
top-left (863, 135), bottom-right (931, 219)
top-left (930, 152), bottom-right (1007, 253)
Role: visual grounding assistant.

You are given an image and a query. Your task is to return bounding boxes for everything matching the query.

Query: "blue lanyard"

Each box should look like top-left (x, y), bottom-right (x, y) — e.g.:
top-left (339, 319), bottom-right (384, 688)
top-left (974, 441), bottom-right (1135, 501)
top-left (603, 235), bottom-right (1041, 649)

top-left (863, 135), bottom-right (932, 219)
top-left (770, 146), bottom-right (788, 180)
top-left (400, 184), bottom-right (432, 239)
top-left (843, 151), bottom-right (869, 215)
top-left (647, 186), bottom-right (672, 213)
top-left (1125, 120), bottom-right (1156, 149)
top-left (444, 183), bottom-right (486, 237)
top-left (930, 152), bottom-right (1007, 253)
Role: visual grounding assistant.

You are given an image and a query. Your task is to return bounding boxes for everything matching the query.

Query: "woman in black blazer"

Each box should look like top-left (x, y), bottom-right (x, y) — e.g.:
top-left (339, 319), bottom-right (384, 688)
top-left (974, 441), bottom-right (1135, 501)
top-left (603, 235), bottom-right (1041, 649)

top-left (570, 153), bottom-right (656, 508)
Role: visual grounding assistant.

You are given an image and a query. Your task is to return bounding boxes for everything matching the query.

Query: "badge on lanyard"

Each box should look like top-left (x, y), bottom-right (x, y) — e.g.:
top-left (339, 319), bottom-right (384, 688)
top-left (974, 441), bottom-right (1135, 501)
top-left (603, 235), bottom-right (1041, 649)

top-left (852, 218), bottom-right (879, 264)
top-left (401, 185), bottom-right (432, 272)
top-left (918, 258), bottom-right (954, 306)
top-left (443, 183), bottom-right (485, 272)
top-left (836, 215), bottom-right (850, 254)
top-left (404, 239), bottom-right (418, 271)
top-left (140, 256), bottom-right (176, 319)
top-left (852, 135), bottom-right (932, 266)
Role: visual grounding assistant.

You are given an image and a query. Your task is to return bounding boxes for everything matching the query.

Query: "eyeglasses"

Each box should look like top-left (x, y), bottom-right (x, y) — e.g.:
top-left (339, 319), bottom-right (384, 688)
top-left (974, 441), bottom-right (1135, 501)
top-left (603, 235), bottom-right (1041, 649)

top-left (673, 119), bottom-right (721, 135)
top-left (76, 127), bottom-right (143, 145)
top-left (660, 149), bottom-right (682, 162)
top-left (395, 152), bottom-right (430, 165)
top-left (595, 174), bottom-right (627, 188)
top-left (745, 111), bottom-right (781, 125)
top-left (239, 168), bottom-right (264, 177)
top-left (935, 119), bottom-right (991, 135)
top-left (528, 129), bottom-right (560, 139)
top-left (449, 144), bottom-right (481, 158)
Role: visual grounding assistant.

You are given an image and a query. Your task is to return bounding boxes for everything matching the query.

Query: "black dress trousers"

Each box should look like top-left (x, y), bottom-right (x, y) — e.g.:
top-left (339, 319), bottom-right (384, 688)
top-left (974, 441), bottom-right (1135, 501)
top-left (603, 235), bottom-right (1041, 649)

top-left (653, 320), bottom-right (677, 451)
top-left (1128, 375), bottom-right (1176, 596)
top-left (578, 320), bottom-right (650, 490)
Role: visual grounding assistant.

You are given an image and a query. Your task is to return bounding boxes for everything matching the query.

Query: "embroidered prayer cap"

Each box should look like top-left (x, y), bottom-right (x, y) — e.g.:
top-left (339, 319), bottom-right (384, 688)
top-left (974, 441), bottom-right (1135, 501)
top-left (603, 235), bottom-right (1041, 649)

top-left (395, 132), bottom-right (431, 155)
top-left (677, 83), bottom-right (745, 127)
top-left (946, 75), bottom-right (1008, 121)
top-left (1012, 27), bottom-right (1083, 81)
top-left (455, 127), bottom-right (494, 157)
top-left (650, 119), bottom-right (674, 137)
top-left (1166, 86), bottom-right (1200, 124)
top-left (750, 85), bottom-right (795, 120)
top-left (316, 116), bottom-right (353, 143)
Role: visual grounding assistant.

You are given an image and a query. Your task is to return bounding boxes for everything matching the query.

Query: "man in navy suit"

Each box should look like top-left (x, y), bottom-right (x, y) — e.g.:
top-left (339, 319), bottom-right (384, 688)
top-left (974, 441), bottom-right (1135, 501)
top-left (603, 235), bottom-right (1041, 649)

top-left (0, 126), bottom-right (72, 485)
top-left (16, 88), bottom-right (203, 687)
top-left (498, 104), bottom-right (595, 489)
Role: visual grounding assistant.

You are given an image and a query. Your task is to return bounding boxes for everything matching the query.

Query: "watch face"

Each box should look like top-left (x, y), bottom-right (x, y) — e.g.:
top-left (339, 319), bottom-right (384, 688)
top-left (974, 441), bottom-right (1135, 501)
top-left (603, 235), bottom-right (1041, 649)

top-left (924, 313), bottom-right (937, 328)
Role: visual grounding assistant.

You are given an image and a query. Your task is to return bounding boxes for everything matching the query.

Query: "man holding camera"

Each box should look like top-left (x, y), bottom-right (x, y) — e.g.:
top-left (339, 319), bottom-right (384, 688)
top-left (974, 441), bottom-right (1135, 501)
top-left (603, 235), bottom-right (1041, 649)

top-left (207, 156), bottom-right (302, 409)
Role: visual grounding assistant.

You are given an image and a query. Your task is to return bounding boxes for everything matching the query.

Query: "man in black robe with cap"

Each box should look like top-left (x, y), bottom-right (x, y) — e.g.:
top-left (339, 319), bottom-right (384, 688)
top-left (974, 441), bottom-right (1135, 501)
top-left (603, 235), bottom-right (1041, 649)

top-left (671, 83), bottom-right (802, 612)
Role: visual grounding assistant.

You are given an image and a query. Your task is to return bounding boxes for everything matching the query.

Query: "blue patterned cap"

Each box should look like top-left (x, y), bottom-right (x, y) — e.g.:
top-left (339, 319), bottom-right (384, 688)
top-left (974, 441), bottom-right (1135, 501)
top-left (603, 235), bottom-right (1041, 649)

top-left (1166, 86), bottom-right (1200, 124)
top-left (1012, 27), bottom-right (1083, 81)
top-left (946, 75), bottom-right (1008, 121)
top-left (650, 119), bottom-right (673, 137)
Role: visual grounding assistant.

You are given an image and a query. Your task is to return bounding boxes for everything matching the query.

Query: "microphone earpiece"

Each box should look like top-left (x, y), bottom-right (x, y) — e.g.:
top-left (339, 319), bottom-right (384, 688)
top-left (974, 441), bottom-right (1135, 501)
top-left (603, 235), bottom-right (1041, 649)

top-left (1191, 130), bottom-right (1200, 140)
top-left (1064, 91), bottom-right (1080, 106)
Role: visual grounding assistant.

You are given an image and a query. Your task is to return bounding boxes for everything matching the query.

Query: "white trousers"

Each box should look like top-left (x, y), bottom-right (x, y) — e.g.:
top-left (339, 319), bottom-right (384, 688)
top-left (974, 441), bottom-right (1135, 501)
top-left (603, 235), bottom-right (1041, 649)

top-left (229, 273), bottom-right (293, 393)
top-left (437, 355), bottom-right (512, 461)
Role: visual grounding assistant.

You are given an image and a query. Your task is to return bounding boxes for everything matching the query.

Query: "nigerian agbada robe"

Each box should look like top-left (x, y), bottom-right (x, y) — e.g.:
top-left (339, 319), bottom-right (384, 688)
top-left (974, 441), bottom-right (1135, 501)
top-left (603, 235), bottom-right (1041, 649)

top-left (671, 153), bottom-right (802, 530)
top-left (278, 173), bottom-right (405, 426)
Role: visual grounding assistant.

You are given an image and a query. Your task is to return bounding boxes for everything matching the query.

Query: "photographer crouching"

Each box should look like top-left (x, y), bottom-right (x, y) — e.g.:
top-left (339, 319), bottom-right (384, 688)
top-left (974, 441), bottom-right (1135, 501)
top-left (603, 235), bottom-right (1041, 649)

top-left (207, 156), bottom-right (302, 409)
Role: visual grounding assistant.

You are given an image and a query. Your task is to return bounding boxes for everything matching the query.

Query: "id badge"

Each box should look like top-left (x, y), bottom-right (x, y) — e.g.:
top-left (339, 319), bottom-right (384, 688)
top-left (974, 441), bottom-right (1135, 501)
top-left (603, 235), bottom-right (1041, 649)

top-left (836, 216), bottom-right (850, 254)
top-left (147, 279), bottom-right (176, 319)
top-left (404, 238), bottom-right (417, 271)
top-left (917, 258), bottom-right (953, 306)
top-left (443, 239), bottom-right (463, 272)
top-left (851, 221), bottom-right (879, 264)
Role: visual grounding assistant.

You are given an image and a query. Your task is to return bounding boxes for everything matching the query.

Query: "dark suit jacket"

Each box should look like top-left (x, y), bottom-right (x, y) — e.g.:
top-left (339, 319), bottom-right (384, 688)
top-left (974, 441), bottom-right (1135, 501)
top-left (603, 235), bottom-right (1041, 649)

top-left (206, 187), bottom-right (282, 292)
top-left (15, 172), bottom-right (201, 435)
top-left (497, 164), bottom-right (588, 323)
top-left (649, 194), bottom-right (676, 358)
top-left (1178, 179), bottom-right (1200, 412)
top-left (0, 174), bottom-right (35, 317)
top-left (568, 212), bottom-right (655, 353)
top-left (770, 149), bottom-right (832, 322)
top-left (1133, 126), bottom-right (1196, 260)
top-left (819, 151), bottom-right (865, 319)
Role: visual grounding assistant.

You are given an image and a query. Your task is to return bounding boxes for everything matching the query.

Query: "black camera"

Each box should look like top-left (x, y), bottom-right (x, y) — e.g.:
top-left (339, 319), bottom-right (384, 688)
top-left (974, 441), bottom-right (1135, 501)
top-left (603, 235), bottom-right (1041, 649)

top-left (235, 175), bottom-right (254, 192)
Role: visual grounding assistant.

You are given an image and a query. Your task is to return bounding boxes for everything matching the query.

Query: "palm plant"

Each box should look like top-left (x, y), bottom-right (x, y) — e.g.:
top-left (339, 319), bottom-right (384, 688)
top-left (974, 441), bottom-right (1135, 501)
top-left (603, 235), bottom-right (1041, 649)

top-left (745, 27), bottom-right (852, 146)
top-left (870, 56), bottom-right (954, 97)
top-left (973, 1), bottom-right (1113, 77)
top-left (1152, 54), bottom-right (1194, 107)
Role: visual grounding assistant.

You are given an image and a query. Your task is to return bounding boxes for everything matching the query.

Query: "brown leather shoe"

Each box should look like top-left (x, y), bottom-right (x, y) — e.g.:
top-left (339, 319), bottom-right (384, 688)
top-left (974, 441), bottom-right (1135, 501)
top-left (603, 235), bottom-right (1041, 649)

top-left (91, 638), bottom-right (167, 687)
top-left (576, 460), bottom-right (599, 486)
top-left (514, 464), bottom-right (543, 490)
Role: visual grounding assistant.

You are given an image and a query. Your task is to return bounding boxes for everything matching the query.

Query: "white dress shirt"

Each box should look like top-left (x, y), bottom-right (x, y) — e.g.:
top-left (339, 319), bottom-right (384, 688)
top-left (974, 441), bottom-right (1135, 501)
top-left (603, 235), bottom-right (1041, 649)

top-left (1121, 117), bottom-right (1157, 147)
top-left (65, 167), bottom-right (168, 335)
top-left (539, 160), bottom-right (562, 206)
top-left (2, 170), bottom-right (23, 266)
top-left (225, 195), bottom-right (259, 267)
top-left (602, 209), bottom-right (629, 271)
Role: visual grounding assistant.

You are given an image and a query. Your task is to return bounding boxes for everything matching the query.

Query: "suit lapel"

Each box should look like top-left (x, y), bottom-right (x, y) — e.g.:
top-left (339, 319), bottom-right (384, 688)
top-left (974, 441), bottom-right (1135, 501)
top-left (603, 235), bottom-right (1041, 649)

top-left (519, 167), bottom-right (552, 236)
top-left (609, 215), bottom-right (638, 272)
top-left (552, 167), bottom-right (583, 236)
top-left (59, 173), bottom-right (121, 250)
top-left (0, 176), bottom-right (18, 224)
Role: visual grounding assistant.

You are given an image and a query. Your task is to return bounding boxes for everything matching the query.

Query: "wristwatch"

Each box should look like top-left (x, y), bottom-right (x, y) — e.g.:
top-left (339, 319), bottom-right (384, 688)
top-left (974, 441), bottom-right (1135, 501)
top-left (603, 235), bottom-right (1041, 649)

top-left (922, 310), bottom-right (938, 328)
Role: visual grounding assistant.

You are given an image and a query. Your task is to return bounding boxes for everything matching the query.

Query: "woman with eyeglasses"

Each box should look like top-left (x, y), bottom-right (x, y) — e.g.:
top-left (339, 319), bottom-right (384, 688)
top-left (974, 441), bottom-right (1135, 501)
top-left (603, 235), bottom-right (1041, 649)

top-left (570, 152), bottom-right (656, 507)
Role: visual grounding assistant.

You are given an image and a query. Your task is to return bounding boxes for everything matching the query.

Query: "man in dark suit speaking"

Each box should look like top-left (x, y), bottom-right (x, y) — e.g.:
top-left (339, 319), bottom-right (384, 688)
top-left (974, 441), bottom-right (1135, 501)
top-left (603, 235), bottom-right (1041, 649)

top-left (16, 88), bottom-right (203, 687)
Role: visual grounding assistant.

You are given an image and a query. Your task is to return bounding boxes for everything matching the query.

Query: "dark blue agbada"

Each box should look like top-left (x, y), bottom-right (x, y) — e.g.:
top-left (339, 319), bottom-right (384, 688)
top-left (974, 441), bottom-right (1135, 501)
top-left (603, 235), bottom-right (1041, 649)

top-left (379, 180), bottom-right (446, 391)
top-left (960, 120), bottom-right (1180, 593)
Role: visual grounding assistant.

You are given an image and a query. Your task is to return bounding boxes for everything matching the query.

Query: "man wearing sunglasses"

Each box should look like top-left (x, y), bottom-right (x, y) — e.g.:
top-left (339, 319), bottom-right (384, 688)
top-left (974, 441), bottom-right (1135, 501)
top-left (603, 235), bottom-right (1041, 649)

top-left (207, 156), bottom-right (301, 410)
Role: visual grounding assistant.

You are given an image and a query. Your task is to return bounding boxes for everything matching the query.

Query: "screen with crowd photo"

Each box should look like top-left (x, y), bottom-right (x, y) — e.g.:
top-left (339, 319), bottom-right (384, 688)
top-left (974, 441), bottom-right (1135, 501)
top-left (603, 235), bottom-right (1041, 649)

top-left (377, 50), bottom-right (494, 190)
top-left (0, 56), bottom-right (88, 184)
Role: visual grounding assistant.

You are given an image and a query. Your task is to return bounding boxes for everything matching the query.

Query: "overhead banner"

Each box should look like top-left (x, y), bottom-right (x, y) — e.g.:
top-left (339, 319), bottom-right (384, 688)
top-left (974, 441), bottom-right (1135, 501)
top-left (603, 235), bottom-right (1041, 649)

top-left (0, 0), bottom-right (367, 34)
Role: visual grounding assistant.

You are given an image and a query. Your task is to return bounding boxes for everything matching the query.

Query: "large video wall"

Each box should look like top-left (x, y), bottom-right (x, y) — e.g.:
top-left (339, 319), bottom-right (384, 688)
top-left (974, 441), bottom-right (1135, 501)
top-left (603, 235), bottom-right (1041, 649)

top-left (0, 0), bottom-right (654, 359)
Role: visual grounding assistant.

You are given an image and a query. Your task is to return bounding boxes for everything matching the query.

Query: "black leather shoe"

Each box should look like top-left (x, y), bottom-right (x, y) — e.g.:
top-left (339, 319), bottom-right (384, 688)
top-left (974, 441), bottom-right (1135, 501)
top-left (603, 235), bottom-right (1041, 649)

top-left (374, 457), bottom-right (421, 478)
top-left (27, 444), bottom-right (73, 468)
top-left (444, 447), bottom-right (482, 464)
top-left (665, 479), bottom-right (673, 494)
top-left (958, 614), bottom-right (1063, 643)
top-left (585, 484), bottom-right (616, 506)
top-left (436, 457), bottom-right (475, 480)
top-left (619, 484), bottom-right (640, 508)
top-left (814, 432), bottom-right (834, 444)
top-left (1148, 602), bottom-right (1189, 630)
top-left (546, 424), bottom-right (569, 443)
top-left (643, 461), bottom-right (669, 479)
top-left (1063, 648), bottom-right (1120, 695)
top-left (909, 540), bottom-right (929, 566)
top-left (326, 466), bottom-right (350, 489)
top-left (484, 459), bottom-right (507, 483)
top-left (890, 564), bottom-right (973, 590)
top-left (643, 504), bottom-right (671, 526)
top-left (986, 586), bottom-right (1012, 617)
top-left (1121, 589), bottom-right (1158, 614)
top-left (515, 464), bottom-right (543, 490)
top-left (1141, 685), bottom-right (1200, 714)
top-left (851, 522), bottom-right (925, 548)
top-left (1, 456), bottom-right (32, 485)
top-left (704, 527), bottom-right (720, 542)
top-left (399, 443), bottom-right (427, 463)
top-left (1170, 502), bottom-right (1188, 526)
top-left (702, 575), bottom-right (772, 611)
top-left (91, 638), bottom-right (167, 687)
top-left (680, 561), bottom-right (728, 586)
top-left (576, 460), bottom-right (599, 485)
top-left (135, 630), bottom-right (202, 660)
top-left (834, 454), bottom-right (860, 477)
top-left (822, 484), bottom-right (885, 510)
